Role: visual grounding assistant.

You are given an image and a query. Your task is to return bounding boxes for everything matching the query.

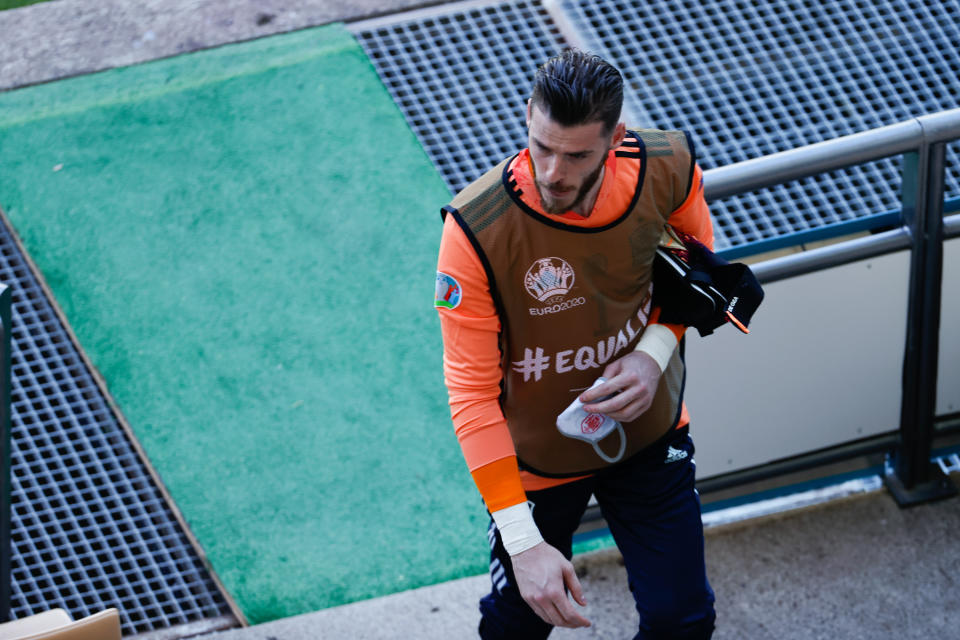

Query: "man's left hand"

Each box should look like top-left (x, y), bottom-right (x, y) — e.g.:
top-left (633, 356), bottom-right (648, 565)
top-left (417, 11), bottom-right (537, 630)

top-left (579, 351), bottom-right (662, 422)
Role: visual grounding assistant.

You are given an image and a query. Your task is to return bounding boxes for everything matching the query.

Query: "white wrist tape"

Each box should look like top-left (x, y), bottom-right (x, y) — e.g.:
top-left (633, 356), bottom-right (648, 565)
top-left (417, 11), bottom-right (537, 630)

top-left (491, 502), bottom-right (543, 556)
top-left (634, 323), bottom-right (679, 373)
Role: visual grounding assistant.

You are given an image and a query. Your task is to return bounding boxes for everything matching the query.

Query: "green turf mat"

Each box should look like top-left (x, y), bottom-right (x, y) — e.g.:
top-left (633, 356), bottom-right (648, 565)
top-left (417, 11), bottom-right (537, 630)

top-left (0, 0), bottom-right (48, 10)
top-left (0, 24), bottom-right (488, 624)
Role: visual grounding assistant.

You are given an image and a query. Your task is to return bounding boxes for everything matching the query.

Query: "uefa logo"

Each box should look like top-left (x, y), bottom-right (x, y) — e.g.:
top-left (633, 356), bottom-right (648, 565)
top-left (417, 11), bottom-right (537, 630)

top-left (524, 257), bottom-right (575, 302)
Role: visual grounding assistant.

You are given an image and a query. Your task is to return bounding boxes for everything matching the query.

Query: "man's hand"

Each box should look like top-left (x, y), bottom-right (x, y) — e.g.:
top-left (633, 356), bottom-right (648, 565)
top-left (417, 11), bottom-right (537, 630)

top-left (511, 541), bottom-right (590, 629)
top-left (579, 351), bottom-right (662, 422)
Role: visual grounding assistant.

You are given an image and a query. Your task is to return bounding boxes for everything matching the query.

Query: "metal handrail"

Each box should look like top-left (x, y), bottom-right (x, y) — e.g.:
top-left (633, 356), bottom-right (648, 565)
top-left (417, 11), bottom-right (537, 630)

top-left (702, 109), bottom-right (960, 285)
top-left (947, 212), bottom-right (960, 237)
top-left (698, 109), bottom-right (960, 505)
top-left (748, 226), bottom-right (910, 284)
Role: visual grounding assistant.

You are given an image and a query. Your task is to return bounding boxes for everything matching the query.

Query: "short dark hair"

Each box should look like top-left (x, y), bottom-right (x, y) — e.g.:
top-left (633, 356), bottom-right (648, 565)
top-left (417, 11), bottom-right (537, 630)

top-left (530, 49), bottom-right (624, 133)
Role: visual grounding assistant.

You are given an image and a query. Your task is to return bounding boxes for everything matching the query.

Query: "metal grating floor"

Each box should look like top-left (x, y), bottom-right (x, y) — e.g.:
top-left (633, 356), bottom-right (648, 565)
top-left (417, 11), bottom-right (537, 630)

top-left (1, 215), bottom-right (234, 636)
top-left (353, 0), bottom-right (566, 197)
top-left (354, 0), bottom-right (960, 251)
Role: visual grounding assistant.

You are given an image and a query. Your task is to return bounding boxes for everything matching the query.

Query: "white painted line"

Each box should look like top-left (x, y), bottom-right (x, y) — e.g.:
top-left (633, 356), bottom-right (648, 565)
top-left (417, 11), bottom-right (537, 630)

top-left (702, 475), bottom-right (885, 529)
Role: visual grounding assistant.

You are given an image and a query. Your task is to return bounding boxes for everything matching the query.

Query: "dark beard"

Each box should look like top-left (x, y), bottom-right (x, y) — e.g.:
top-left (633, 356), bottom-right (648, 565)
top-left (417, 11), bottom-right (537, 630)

top-left (538, 156), bottom-right (606, 215)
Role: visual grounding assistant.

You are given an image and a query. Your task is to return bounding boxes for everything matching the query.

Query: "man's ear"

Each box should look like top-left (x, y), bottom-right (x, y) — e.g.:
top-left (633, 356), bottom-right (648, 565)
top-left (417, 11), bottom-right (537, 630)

top-left (610, 122), bottom-right (627, 149)
top-left (525, 99), bottom-right (532, 128)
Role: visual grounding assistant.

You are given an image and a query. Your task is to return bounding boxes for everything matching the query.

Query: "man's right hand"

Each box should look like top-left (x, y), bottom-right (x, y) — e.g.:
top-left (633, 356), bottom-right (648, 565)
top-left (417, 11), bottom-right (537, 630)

top-left (511, 541), bottom-right (591, 628)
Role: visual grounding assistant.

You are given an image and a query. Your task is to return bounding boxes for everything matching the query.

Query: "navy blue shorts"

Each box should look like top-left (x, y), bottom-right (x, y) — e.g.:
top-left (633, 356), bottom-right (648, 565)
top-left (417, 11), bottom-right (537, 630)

top-left (479, 427), bottom-right (716, 639)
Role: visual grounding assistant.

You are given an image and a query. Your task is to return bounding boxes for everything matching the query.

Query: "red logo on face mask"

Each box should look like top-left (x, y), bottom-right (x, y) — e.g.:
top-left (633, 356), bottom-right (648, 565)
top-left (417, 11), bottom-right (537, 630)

top-left (581, 413), bottom-right (604, 434)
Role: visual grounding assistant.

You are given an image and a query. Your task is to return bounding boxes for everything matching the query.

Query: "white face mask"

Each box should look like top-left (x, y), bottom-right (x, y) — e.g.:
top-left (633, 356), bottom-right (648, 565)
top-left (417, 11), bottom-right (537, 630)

top-left (555, 377), bottom-right (626, 463)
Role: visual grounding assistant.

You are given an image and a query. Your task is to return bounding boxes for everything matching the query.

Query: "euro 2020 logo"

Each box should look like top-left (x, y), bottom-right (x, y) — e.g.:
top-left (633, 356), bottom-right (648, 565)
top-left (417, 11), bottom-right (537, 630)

top-left (524, 257), bottom-right (575, 303)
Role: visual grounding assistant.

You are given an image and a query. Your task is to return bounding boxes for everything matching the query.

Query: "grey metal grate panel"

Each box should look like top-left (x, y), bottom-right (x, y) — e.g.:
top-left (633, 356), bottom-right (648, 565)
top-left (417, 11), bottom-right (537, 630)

top-left (353, 0), bottom-right (566, 195)
top-left (1, 217), bottom-right (233, 635)
top-left (356, 0), bottom-right (958, 251)
top-left (550, 0), bottom-right (960, 248)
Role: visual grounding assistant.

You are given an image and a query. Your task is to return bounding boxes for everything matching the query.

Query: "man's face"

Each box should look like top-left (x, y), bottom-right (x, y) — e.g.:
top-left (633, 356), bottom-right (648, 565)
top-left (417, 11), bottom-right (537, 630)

top-left (526, 101), bottom-right (625, 215)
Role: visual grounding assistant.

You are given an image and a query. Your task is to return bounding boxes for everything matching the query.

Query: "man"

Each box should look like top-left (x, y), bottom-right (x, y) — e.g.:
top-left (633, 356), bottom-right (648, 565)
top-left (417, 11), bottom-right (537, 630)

top-left (434, 49), bottom-right (716, 639)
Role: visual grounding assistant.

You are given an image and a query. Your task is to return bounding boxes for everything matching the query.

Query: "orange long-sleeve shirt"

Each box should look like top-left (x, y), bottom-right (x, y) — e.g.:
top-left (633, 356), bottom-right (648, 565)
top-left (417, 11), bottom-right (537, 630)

top-left (437, 142), bottom-right (714, 512)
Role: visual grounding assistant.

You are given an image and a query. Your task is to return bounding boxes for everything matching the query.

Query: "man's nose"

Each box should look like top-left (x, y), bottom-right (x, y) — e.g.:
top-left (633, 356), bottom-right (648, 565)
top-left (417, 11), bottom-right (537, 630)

top-left (543, 155), bottom-right (565, 183)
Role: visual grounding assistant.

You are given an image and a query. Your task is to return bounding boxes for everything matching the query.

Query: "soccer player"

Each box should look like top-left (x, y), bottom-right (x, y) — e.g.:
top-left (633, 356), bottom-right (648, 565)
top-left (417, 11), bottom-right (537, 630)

top-left (435, 49), bottom-right (716, 639)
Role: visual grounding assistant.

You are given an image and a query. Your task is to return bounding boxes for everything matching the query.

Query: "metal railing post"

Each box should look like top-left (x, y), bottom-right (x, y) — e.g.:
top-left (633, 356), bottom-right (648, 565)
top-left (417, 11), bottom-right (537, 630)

top-left (883, 123), bottom-right (957, 506)
top-left (0, 284), bottom-right (12, 622)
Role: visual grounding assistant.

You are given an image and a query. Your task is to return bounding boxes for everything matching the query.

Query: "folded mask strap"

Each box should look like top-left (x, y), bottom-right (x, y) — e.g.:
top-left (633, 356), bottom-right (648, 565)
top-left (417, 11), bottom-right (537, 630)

top-left (592, 422), bottom-right (627, 463)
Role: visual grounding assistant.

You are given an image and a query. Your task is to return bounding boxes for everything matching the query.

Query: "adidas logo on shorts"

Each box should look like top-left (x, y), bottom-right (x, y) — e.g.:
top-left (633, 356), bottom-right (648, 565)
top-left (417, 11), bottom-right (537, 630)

top-left (665, 445), bottom-right (688, 464)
